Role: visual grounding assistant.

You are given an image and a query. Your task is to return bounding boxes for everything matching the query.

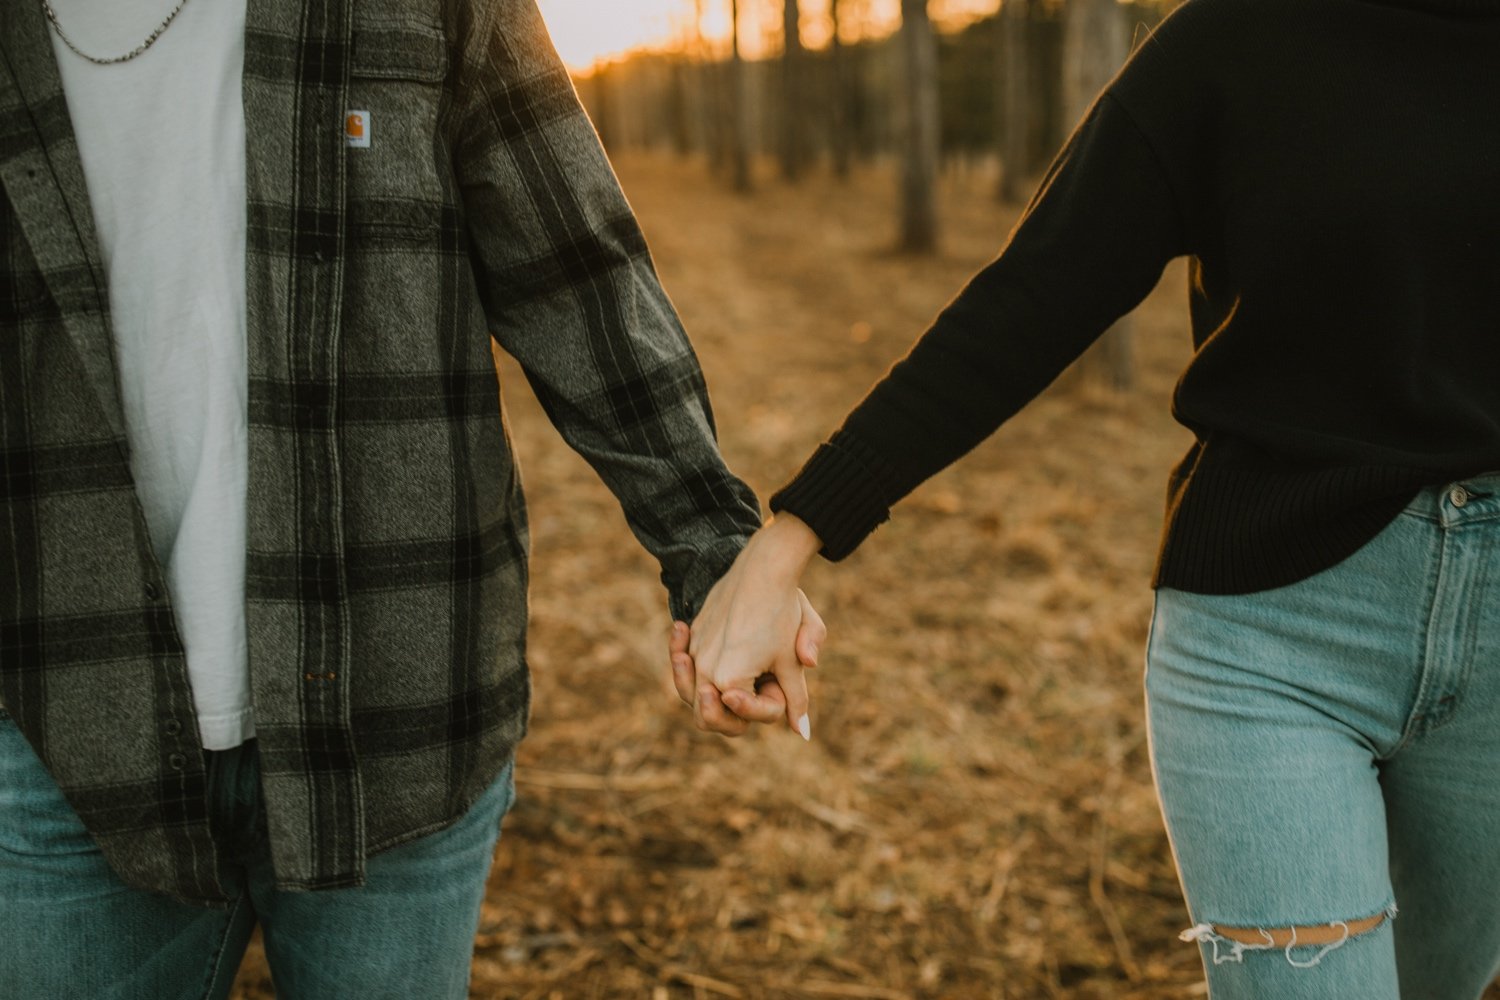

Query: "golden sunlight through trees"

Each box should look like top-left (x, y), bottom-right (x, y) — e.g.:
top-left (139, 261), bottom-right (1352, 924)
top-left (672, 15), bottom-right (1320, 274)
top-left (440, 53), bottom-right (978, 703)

top-left (536, 0), bottom-right (998, 71)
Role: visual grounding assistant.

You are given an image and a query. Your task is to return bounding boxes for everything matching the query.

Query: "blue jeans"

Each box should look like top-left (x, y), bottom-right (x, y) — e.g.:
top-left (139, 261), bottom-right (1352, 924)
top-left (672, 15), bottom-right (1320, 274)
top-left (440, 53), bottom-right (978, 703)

top-left (0, 724), bottom-right (515, 1000)
top-left (1147, 475), bottom-right (1500, 999)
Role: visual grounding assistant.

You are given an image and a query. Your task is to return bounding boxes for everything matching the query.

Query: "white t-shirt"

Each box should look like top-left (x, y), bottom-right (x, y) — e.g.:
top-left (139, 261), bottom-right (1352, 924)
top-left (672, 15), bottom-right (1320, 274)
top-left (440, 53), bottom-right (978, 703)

top-left (47, 0), bottom-right (253, 749)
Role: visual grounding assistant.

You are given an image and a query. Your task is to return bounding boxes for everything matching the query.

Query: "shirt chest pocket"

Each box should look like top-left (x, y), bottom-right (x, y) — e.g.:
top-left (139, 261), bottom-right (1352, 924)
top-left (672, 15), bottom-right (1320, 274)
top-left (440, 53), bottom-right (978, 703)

top-left (346, 21), bottom-right (450, 211)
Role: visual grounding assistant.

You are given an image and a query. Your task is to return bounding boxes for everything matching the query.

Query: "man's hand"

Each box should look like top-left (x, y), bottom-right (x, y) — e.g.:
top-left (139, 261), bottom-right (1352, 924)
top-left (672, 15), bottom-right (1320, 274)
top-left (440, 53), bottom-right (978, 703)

top-left (667, 516), bottom-right (826, 739)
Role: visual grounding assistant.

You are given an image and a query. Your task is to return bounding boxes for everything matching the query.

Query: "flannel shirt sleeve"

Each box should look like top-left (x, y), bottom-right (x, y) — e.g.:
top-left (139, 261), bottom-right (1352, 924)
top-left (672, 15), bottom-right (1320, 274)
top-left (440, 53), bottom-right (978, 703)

top-left (449, 0), bottom-right (760, 621)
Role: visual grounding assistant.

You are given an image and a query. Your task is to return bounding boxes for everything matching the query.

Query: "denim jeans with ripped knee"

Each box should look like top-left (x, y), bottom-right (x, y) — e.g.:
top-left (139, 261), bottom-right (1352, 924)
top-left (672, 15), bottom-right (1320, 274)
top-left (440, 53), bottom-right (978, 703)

top-left (1147, 475), bottom-right (1500, 1000)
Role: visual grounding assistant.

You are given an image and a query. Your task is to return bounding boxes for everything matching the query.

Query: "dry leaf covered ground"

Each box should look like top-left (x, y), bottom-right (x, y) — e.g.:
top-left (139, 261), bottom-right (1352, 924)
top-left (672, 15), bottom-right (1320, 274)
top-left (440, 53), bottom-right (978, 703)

top-left (230, 154), bottom-right (1500, 999)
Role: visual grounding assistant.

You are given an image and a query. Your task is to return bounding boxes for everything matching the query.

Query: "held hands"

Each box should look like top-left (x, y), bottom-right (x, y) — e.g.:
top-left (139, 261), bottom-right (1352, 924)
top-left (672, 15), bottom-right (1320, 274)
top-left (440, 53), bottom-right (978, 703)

top-left (668, 515), bottom-right (826, 739)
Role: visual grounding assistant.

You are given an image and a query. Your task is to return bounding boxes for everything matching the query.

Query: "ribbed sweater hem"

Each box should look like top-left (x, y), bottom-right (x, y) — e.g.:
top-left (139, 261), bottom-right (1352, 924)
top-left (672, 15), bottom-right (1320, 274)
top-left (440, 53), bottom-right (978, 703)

top-left (1152, 462), bottom-right (1430, 594)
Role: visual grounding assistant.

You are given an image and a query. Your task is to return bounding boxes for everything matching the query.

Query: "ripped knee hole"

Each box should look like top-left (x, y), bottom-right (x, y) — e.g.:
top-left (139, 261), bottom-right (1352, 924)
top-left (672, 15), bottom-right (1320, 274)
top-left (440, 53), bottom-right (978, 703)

top-left (1180, 904), bottom-right (1396, 967)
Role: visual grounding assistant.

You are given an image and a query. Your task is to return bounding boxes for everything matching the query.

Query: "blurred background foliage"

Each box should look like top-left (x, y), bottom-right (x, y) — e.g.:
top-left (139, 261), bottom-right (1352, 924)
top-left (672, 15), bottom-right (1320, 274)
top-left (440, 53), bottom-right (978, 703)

top-left (565, 0), bottom-right (1184, 387)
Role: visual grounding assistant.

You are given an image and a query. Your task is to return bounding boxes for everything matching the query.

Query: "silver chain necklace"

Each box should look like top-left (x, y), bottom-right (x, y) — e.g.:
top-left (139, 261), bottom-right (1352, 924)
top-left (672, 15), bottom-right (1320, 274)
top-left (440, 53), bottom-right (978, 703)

top-left (41, 0), bottom-right (194, 65)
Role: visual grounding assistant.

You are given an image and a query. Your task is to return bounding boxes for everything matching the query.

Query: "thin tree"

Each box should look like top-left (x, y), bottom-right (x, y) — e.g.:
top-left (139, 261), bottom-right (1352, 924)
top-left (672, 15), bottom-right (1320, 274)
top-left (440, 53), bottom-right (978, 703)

top-left (591, 68), bottom-right (616, 151)
top-left (1062, 0), bottom-right (1133, 388)
top-left (728, 0), bottom-right (753, 192)
top-left (829, 0), bottom-right (852, 178)
top-left (898, 0), bottom-right (940, 252)
top-left (780, 0), bottom-right (807, 180)
top-left (669, 55), bottom-right (693, 156)
top-left (996, 0), bottom-right (1030, 203)
top-left (694, 0), bottom-right (727, 170)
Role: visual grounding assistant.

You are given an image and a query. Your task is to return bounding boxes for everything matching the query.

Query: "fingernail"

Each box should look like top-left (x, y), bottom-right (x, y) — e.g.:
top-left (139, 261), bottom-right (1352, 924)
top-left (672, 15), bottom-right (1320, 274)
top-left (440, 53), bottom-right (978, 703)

top-left (797, 714), bottom-right (811, 742)
top-left (673, 621), bottom-right (686, 635)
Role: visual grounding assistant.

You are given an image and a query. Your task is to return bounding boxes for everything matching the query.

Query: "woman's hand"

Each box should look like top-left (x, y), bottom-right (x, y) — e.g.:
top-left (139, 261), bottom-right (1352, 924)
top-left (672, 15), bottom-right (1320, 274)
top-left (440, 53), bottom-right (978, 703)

top-left (669, 515), bottom-right (826, 738)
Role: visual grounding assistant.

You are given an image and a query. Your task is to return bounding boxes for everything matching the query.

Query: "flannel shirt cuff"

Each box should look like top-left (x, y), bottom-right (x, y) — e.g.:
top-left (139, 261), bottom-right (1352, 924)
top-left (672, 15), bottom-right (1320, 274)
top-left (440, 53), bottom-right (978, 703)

top-left (670, 533), bottom-right (754, 623)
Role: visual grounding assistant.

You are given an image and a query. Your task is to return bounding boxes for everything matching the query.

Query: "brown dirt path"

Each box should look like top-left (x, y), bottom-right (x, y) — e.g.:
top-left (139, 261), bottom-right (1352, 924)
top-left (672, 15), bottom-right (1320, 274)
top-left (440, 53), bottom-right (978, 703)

top-left (231, 153), bottom-right (1500, 999)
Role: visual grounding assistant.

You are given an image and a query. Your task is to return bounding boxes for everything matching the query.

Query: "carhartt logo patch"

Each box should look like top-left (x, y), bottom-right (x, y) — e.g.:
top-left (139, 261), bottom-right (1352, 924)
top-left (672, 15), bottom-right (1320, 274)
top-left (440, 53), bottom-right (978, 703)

top-left (345, 110), bottom-right (371, 148)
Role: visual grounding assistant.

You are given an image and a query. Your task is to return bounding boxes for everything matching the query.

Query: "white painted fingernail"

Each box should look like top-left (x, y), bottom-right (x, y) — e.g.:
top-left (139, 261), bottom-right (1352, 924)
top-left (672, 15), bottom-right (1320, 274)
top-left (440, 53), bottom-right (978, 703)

top-left (797, 715), bottom-right (811, 742)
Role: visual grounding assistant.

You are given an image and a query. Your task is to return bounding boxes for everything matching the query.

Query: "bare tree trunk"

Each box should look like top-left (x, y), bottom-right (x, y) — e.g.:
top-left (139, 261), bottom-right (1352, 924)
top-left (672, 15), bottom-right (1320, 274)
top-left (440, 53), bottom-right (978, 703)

top-left (780, 0), bottom-right (807, 181)
top-left (1063, 0), bottom-right (1133, 389)
top-left (997, 0), bottom-right (1030, 203)
top-left (898, 0), bottom-right (940, 252)
top-left (694, 0), bottom-right (726, 171)
top-left (1063, 0), bottom-right (1129, 123)
top-left (591, 69), bottom-right (616, 151)
top-left (830, 0), bottom-right (851, 179)
top-left (669, 57), bottom-right (693, 156)
top-left (729, 0), bottom-right (752, 192)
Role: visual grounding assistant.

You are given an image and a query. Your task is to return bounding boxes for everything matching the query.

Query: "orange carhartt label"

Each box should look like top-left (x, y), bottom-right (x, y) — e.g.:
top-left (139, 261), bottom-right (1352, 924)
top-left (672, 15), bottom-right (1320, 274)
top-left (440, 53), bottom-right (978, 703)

top-left (346, 110), bottom-right (370, 148)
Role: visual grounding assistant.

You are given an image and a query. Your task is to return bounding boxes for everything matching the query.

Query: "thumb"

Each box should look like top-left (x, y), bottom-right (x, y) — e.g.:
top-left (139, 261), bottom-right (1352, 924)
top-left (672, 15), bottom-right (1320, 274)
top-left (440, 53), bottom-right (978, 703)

top-left (772, 654), bottom-right (812, 742)
top-left (721, 679), bottom-right (788, 725)
top-left (669, 620), bottom-right (691, 657)
top-left (794, 589), bottom-right (826, 669)
top-left (668, 622), bottom-right (696, 706)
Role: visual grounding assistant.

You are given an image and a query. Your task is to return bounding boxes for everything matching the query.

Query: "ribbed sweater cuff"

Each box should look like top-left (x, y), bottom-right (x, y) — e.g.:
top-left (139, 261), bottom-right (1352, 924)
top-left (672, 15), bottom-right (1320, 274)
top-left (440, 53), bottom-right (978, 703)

top-left (769, 436), bottom-right (899, 561)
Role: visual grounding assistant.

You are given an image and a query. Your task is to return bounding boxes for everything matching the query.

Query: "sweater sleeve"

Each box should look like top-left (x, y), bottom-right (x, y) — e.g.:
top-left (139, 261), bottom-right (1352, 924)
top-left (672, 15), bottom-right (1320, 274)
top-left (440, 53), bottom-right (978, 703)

top-left (771, 91), bottom-right (1188, 560)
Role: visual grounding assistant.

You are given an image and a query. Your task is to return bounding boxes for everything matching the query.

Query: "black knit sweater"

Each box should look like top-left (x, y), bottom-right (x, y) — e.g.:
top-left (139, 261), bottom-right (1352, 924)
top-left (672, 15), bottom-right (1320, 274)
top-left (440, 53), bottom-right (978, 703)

top-left (770, 0), bottom-right (1500, 593)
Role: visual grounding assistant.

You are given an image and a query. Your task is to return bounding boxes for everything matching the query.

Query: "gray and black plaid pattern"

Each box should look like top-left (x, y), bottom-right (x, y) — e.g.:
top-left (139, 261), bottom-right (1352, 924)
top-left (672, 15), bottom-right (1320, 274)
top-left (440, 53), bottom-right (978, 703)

top-left (0, 0), bottom-right (758, 904)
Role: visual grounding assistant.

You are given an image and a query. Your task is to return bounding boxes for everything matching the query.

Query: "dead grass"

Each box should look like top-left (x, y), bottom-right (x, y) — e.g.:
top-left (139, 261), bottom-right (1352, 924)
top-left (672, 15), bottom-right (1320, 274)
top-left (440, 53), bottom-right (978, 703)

top-left (228, 154), bottom-right (1500, 999)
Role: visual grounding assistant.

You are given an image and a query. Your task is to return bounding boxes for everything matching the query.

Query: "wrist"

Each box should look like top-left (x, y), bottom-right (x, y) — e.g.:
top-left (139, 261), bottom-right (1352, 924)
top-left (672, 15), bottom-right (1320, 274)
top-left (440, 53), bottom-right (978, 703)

top-left (745, 514), bottom-right (821, 584)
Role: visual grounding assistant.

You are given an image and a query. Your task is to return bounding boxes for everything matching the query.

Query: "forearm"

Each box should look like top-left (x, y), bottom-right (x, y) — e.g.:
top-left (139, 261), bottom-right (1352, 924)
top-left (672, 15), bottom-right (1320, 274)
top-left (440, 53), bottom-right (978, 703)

top-left (451, 0), bottom-right (761, 619)
top-left (776, 92), bottom-right (1187, 560)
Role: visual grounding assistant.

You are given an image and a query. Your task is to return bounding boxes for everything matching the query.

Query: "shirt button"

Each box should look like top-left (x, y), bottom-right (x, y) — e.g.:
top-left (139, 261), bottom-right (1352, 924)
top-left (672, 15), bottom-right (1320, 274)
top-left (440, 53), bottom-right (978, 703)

top-left (145, 582), bottom-right (161, 601)
top-left (167, 753), bottom-right (187, 771)
top-left (163, 719), bottom-right (183, 737)
top-left (1450, 486), bottom-right (1470, 508)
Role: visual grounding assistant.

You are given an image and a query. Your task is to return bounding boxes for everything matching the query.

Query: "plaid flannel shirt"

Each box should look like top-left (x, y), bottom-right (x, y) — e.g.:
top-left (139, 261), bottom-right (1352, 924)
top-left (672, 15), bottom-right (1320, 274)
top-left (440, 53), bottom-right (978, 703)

top-left (0, 0), bottom-right (759, 904)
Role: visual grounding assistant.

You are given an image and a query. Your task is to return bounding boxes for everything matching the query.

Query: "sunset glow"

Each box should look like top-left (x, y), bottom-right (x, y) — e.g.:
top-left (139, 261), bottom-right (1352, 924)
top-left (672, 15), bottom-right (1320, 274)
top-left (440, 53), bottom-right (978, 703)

top-left (536, 1), bottom-right (684, 71)
top-left (536, 0), bottom-right (1000, 73)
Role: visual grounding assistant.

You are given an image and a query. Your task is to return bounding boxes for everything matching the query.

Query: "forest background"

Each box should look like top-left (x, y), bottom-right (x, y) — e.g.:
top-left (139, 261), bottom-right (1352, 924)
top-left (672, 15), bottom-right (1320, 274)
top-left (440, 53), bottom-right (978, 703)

top-left (228, 1), bottom-right (1500, 996)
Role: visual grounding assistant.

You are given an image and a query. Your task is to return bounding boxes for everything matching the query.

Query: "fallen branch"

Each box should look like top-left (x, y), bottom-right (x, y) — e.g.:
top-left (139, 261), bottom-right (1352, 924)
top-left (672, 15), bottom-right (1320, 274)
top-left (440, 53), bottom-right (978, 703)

top-left (795, 799), bottom-right (874, 834)
top-left (788, 980), bottom-right (912, 999)
top-left (517, 768), bottom-right (676, 792)
top-left (616, 931), bottom-right (744, 998)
